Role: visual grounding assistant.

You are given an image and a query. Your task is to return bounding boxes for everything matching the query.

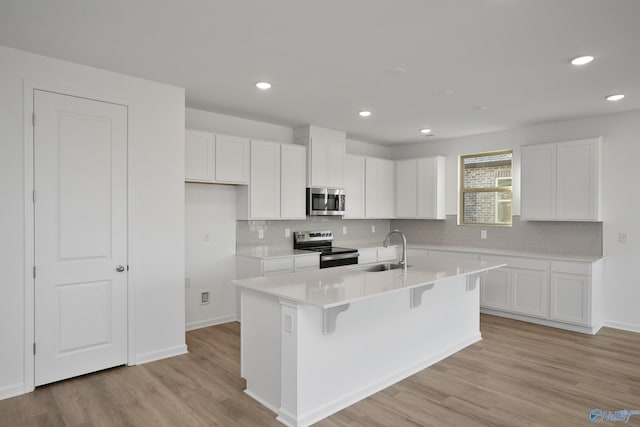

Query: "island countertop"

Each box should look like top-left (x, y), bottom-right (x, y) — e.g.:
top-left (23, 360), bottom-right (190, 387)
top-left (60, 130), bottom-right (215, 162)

top-left (233, 255), bottom-right (505, 309)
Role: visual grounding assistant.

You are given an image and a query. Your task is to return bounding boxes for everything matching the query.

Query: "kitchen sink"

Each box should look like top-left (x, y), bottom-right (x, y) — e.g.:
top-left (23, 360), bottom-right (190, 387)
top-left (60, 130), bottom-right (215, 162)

top-left (351, 263), bottom-right (409, 272)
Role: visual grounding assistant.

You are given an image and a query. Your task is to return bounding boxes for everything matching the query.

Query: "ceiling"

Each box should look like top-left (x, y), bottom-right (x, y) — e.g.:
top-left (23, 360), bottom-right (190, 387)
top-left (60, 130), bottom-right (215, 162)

top-left (1, 0), bottom-right (639, 146)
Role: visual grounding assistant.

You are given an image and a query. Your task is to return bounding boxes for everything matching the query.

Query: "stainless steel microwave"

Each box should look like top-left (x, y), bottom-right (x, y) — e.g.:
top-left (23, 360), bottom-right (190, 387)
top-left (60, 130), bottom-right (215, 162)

top-left (306, 187), bottom-right (345, 216)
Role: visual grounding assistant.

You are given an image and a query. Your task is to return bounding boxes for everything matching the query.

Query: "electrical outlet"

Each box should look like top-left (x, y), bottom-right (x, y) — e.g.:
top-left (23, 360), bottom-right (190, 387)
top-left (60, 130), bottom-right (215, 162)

top-left (200, 290), bottom-right (210, 305)
top-left (203, 232), bottom-right (210, 242)
top-left (258, 229), bottom-right (264, 239)
top-left (619, 232), bottom-right (629, 244)
top-left (185, 277), bottom-right (191, 288)
top-left (481, 230), bottom-right (487, 239)
top-left (371, 225), bottom-right (376, 233)
top-left (343, 226), bottom-right (347, 235)
top-left (285, 228), bottom-right (290, 238)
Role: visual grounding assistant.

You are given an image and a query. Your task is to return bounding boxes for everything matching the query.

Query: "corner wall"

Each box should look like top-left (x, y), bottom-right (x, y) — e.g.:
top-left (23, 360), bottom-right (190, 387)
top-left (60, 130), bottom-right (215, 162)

top-left (391, 110), bottom-right (640, 332)
top-left (0, 45), bottom-right (186, 399)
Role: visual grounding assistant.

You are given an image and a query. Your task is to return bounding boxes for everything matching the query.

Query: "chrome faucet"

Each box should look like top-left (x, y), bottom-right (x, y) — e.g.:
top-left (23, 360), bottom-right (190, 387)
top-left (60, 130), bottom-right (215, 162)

top-left (383, 229), bottom-right (407, 266)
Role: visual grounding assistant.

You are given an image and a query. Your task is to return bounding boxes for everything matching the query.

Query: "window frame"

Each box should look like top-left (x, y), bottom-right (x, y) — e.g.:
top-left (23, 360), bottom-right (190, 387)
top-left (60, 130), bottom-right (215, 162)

top-left (459, 149), bottom-right (513, 226)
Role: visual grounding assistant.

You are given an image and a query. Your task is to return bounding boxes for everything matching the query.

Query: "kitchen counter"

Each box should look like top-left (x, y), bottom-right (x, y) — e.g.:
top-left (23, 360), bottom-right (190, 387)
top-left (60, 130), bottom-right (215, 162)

top-left (406, 244), bottom-right (603, 263)
top-left (234, 255), bottom-right (504, 427)
top-left (234, 255), bottom-right (504, 308)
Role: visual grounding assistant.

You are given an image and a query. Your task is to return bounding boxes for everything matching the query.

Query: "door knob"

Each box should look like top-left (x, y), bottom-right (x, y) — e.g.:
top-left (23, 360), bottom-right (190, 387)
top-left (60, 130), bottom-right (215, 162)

top-left (116, 265), bottom-right (126, 272)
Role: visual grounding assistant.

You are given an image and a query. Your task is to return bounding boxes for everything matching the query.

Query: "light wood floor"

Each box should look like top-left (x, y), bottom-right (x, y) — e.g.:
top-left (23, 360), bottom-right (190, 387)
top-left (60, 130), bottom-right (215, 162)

top-left (2, 315), bottom-right (640, 426)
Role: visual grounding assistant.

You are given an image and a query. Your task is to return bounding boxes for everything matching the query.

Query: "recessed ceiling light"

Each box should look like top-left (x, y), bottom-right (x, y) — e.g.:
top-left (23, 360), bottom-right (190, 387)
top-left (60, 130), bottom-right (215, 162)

top-left (419, 128), bottom-right (432, 135)
top-left (473, 105), bottom-right (488, 111)
top-left (255, 81), bottom-right (272, 90)
top-left (605, 94), bottom-right (625, 101)
top-left (437, 89), bottom-right (455, 96)
top-left (570, 55), bottom-right (594, 66)
top-left (358, 110), bottom-right (372, 117)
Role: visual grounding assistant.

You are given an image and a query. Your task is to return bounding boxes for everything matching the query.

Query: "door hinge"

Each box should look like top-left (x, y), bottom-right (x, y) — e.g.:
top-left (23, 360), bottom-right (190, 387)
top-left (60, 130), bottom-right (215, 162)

top-left (32, 190), bottom-right (36, 203)
top-left (33, 342), bottom-right (36, 355)
top-left (127, 265), bottom-right (130, 271)
top-left (33, 266), bottom-right (36, 279)
top-left (32, 112), bottom-right (36, 127)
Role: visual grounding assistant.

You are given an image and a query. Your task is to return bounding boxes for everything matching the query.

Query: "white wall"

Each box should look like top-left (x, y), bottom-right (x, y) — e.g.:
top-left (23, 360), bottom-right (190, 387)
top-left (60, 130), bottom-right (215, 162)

top-left (391, 110), bottom-right (640, 332)
top-left (0, 45), bottom-right (186, 399)
top-left (185, 183), bottom-right (238, 329)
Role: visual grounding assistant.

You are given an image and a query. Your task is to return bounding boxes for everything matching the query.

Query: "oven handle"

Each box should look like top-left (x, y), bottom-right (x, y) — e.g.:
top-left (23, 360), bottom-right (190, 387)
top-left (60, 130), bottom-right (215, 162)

top-left (322, 252), bottom-right (359, 261)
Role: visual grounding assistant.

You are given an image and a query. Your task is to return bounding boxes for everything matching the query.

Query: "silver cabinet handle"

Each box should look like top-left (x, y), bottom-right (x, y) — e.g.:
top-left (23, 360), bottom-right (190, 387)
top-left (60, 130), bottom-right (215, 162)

top-left (116, 265), bottom-right (126, 272)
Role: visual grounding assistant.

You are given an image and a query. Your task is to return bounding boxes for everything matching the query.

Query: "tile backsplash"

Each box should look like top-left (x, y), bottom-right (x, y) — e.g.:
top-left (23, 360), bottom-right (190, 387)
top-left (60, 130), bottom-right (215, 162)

top-left (391, 216), bottom-right (602, 257)
top-left (236, 218), bottom-right (391, 250)
top-left (237, 215), bottom-right (602, 257)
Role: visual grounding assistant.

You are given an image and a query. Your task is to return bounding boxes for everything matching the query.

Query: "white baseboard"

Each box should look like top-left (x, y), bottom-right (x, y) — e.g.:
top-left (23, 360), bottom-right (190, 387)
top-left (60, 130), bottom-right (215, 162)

top-left (0, 383), bottom-right (26, 401)
top-left (186, 314), bottom-right (237, 331)
top-left (135, 344), bottom-right (188, 365)
top-left (481, 309), bottom-right (599, 335)
top-left (602, 320), bottom-right (640, 334)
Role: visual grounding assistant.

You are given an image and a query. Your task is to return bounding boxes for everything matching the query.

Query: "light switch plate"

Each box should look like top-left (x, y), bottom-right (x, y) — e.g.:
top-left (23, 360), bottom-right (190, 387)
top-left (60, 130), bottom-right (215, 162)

top-left (343, 226), bottom-right (347, 235)
top-left (481, 230), bottom-right (487, 239)
top-left (285, 228), bottom-right (290, 238)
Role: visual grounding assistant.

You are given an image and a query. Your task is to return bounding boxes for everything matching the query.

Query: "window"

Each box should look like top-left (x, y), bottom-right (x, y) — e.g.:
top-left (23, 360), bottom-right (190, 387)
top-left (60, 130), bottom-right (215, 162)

top-left (460, 150), bottom-right (513, 225)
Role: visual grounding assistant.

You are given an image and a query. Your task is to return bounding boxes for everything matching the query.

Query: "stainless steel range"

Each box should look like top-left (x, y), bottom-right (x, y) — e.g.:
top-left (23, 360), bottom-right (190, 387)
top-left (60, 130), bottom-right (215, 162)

top-left (294, 230), bottom-right (359, 268)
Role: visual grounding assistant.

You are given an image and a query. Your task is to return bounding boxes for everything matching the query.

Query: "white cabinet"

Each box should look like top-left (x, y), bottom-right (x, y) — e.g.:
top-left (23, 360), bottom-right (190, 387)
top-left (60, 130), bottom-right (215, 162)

top-left (343, 154), bottom-right (365, 218)
top-left (280, 144), bottom-right (306, 219)
top-left (521, 137), bottom-right (602, 221)
top-left (185, 130), bottom-right (250, 184)
top-left (481, 268), bottom-right (511, 310)
top-left (365, 157), bottom-right (394, 218)
top-left (511, 268), bottom-right (548, 318)
top-left (185, 129), bottom-right (215, 182)
top-left (293, 125), bottom-right (346, 188)
top-left (237, 253), bottom-right (320, 278)
top-left (247, 140), bottom-right (281, 219)
top-left (396, 156), bottom-right (445, 219)
top-left (238, 141), bottom-right (306, 220)
top-left (215, 134), bottom-right (249, 184)
top-left (357, 246), bottom-right (399, 264)
top-left (479, 255), bottom-right (549, 319)
top-left (549, 261), bottom-right (591, 325)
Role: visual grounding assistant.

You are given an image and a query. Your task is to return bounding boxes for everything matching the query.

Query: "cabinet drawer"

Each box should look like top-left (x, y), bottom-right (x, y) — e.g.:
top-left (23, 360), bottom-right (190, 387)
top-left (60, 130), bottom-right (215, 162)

top-left (358, 248), bottom-right (378, 264)
top-left (262, 257), bottom-right (294, 273)
top-left (294, 254), bottom-right (319, 270)
top-left (482, 255), bottom-right (547, 271)
top-left (551, 260), bottom-right (590, 275)
top-left (377, 247), bottom-right (398, 261)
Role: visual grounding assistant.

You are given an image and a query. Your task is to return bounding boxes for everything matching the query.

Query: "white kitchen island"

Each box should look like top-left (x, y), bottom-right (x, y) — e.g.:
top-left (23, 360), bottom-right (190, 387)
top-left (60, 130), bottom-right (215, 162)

top-left (233, 256), bottom-right (505, 427)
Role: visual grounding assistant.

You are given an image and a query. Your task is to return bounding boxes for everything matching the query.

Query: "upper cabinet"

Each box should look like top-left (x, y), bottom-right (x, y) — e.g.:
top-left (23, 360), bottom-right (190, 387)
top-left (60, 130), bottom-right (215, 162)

top-left (293, 125), bottom-right (346, 188)
top-left (185, 129), bottom-right (249, 184)
top-left (237, 141), bottom-right (306, 220)
top-left (185, 129), bottom-right (215, 182)
top-left (365, 157), bottom-right (394, 219)
top-left (343, 154), bottom-right (365, 219)
top-left (521, 137), bottom-right (602, 221)
top-left (395, 156), bottom-right (446, 219)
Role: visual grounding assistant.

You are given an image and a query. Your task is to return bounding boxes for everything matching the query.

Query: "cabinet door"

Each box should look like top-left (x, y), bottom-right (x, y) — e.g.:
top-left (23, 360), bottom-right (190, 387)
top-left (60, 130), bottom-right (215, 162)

top-left (326, 138), bottom-right (345, 188)
top-left (550, 272), bottom-right (589, 324)
top-left (250, 140), bottom-right (281, 219)
top-left (511, 268), bottom-right (548, 318)
top-left (280, 144), bottom-right (306, 219)
top-left (185, 130), bottom-right (214, 182)
top-left (521, 143), bottom-right (556, 220)
top-left (481, 268), bottom-right (511, 310)
top-left (215, 134), bottom-right (249, 184)
top-left (309, 138), bottom-right (328, 188)
top-left (417, 156), bottom-right (446, 219)
top-left (366, 158), bottom-right (394, 218)
top-left (358, 248), bottom-right (378, 264)
top-left (395, 159), bottom-right (417, 218)
top-left (344, 154), bottom-right (365, 218)
top-left (556, 138), bottom-right (601, 221)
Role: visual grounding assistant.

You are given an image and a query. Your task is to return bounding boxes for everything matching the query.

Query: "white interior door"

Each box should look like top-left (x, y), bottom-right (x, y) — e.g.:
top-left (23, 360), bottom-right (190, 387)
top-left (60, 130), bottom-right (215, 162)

top-left (34, 90), bottom-right (128, 386)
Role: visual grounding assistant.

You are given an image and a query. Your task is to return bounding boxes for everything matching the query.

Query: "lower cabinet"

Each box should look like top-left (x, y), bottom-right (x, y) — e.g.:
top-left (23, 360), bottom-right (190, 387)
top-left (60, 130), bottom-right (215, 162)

top-left (236, 253), bottom-right (320, 278)
top-left (478, 254), bottom-right (601, 333)
top-left (357, 246), bottom-right (400, 264)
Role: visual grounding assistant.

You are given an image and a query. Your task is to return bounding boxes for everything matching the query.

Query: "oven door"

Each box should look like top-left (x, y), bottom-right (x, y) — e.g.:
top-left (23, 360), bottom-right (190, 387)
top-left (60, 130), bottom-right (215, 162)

top-left (320, 252), bottom-right (359, 268)
top-left (307, 187), bottom-right (345, 216)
